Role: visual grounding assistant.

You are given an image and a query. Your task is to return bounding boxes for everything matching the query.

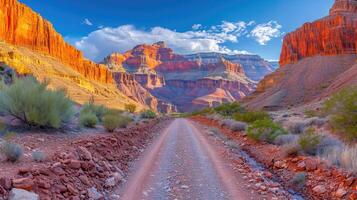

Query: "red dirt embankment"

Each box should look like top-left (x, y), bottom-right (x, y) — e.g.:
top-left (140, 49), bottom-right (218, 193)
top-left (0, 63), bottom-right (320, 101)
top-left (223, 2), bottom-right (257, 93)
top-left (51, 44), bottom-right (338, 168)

top-left (0, 119), bottom-right (171, 200)
top-left (192, 116), bottom-right (357, 200)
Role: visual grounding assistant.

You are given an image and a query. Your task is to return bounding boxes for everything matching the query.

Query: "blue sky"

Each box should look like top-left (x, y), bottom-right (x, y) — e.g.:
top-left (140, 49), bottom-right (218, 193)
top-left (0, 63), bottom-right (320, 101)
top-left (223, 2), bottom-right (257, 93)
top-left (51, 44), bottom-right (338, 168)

top-left (20, 0), bottom-right (334, 62)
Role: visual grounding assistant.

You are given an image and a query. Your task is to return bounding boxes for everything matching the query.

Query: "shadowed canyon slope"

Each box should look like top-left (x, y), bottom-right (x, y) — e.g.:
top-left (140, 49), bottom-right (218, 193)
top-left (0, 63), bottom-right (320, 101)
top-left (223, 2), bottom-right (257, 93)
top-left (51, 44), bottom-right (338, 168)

top-left (246, 0), bottom-right (357, 110)
top-left (102, 42), bottom-right (267, 112)
top-left (0, 0), bottom-right (162, 111)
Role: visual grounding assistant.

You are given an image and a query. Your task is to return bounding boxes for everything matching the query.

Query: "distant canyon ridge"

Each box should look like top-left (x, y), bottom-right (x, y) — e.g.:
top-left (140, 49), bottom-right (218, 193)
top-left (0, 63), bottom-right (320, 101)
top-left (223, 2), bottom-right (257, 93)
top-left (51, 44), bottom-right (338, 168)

top-left (101, 41), bottom-right (277, 112)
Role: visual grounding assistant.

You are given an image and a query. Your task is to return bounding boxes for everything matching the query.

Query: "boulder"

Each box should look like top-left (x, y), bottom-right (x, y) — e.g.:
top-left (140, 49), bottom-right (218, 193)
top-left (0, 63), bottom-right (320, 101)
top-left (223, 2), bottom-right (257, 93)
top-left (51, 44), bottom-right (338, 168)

top-left (8, 188), bottom-right (38, 200)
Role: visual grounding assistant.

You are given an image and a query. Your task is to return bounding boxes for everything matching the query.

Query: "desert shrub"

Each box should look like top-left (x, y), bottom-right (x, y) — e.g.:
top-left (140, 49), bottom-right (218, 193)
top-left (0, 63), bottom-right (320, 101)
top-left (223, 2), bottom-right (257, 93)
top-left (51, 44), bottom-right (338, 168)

top-left (323, 86), bottom-right (357, 140)
top-left (1, 142), bottom-right (23, 162)
top-left (289, 172), bottom-right (307, 189)
top-left (140, 110), bottom-right (157, 119)
top-left (32, 151), bottom-right (45, 162)
top-left (79, 112), bottom-right (98, 128)
top-left (304, 110), bottom-right (319, 118)
top-left (321, 145), bottom-right (357, 173)
top-left (0, 77), bottom-right (74, 128)
top-left (214, 102), bottom-right (244, 117)
top-left (298, 128), bottom-right (322, 155)
top-left (287, 121), bottom-right (309, 134)
top-left (282, 141), bottom-right (301, 157)
top-left (274, 134), bottom-right (298, 146)
top-left (316, 136), bottom-right (343, 156)
top-left (221, 119), bottom-right (247, 132)
top-left (102, 111), bottom-right (132, 132)
top-left (247, 118), bottom-right (287, 143)
top-left (233, 111), bottom-right (270, 124)
top-left (124, 103), bottom-right (137, 113)
top-left (80, 103), bottom-right (107, 122)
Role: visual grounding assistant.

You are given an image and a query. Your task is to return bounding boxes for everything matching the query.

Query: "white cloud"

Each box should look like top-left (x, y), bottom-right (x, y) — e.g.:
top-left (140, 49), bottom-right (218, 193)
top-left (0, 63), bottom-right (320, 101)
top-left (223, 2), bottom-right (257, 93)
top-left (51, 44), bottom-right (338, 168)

top-left (83, 18), bottom-right (93, 26)
top-left (250, 21), bottom-right (282, 45)
top-left (74, 20), bottom-right (282, 61)
top-left (192, 24), bottom-right (202, 30)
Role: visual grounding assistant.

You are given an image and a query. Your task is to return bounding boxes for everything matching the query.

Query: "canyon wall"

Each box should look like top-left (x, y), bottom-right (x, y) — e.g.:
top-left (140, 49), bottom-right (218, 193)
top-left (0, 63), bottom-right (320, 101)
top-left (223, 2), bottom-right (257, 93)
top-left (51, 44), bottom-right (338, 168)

top-left (0, 0), bottom-right (113, 83)
top-left (246, 0), bottom-right (357, 110)
top-left (279, 0), bottom-right (357, 66)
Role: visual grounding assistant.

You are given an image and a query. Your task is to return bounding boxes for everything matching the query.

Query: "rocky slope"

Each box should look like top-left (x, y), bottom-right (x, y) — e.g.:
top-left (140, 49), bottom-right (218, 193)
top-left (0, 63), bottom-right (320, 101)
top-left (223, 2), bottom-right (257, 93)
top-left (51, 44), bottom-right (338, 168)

top-left (102, 42), bottom-right (255, 112)
top-left (0, 0), bottom-right (161, 111)
top-left (246, 0), bottom-right (357, 110)
top-left (184, 53), bottom-right (276, 82)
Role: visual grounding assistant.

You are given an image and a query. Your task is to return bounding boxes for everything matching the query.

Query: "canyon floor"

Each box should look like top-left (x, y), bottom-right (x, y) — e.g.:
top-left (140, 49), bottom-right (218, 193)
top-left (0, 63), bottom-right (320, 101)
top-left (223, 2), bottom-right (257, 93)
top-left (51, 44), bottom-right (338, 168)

top-left (115, 119), bottom-right (295, 200)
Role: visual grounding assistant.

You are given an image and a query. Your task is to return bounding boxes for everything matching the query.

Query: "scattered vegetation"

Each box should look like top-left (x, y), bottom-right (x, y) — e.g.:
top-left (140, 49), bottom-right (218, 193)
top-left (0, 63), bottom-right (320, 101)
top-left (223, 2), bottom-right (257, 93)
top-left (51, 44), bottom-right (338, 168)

top-left (289, 172), bottom-right (307, 189)
top-left (287, 121), bottom-right (308, 134)
top-left (304, 110), bottom-right (320, 118)
top-left (282, 141), bottom-right (301, 157)
top-left (247, 118), bottom-right (287, 143)
top-left (0, 77), bottom-right (74, 128)
top-left (220, 119), bottom-right (247, 132)
top-left (323, 86), bottom-right (357, 140)
top-left (125, 103), bottom-right (137, 113)
top-left (274, 134), bottom-right (298, 146)
top-left (213, 102), bottom-right (244, 117)
top-left (233, 111), bottom-right (270, 124)
top-left (321, 145), bottom-right (357, 173)
top-left (32, 151), bottom-right (45, 162)
top-left (80, 102), bottom-right (107, 122)
top-left (140, 110), bottom-right (157, 119)
top-left (1, 142), bottom-right (23, 162)
top-left (298, 128), bottom-right (322, 155)
top-left (102, 110), bottom-right (132, 132)
top-left (79, 112), bottom-right (98, 128)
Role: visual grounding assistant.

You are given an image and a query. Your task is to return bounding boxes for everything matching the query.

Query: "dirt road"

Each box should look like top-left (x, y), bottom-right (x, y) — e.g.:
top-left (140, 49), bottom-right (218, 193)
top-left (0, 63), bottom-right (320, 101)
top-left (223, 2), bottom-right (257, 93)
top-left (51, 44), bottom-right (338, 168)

top-left (117, 119), bottom-right (290, 200)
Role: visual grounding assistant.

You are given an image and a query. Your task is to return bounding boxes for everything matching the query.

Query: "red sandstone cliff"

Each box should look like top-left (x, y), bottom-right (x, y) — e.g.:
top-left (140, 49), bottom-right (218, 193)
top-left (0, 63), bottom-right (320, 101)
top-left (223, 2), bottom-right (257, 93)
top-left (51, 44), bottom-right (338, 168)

top-left (246, 0), bottom-right (357, 110)
top-left (279, 0), bottom-right (357, 66)
top-left (0, 0), bottom-right (113, 83)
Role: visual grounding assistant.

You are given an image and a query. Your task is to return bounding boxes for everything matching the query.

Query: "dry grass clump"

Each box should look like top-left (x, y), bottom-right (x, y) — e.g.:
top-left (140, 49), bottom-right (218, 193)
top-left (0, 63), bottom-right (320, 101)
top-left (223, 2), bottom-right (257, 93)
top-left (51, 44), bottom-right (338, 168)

top-left (321, 145), bottom-right (357, 173)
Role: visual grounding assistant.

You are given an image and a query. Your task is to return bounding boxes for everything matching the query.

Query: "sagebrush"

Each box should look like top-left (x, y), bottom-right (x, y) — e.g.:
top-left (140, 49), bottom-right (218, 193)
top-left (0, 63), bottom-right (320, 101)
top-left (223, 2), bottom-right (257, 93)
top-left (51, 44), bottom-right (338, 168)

top-left (247, 118), bottom-right (287, 143)
top-left (0, 77), bottom-right (74, 128)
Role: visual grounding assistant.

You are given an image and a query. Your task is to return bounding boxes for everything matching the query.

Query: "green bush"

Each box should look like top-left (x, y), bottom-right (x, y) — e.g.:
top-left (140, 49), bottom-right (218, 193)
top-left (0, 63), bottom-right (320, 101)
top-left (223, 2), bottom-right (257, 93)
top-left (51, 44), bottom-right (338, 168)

top-left (298, 128), bottom-right (321, 155)
top-left (0, 77), bottom-right (74, 128)
top-left (102, 113), bottom-right (126, 132)
top-left (233, 111), bottom-right (270, 124)
top-left (140, 110), bottom-right (157, 119)
top-left (304, 110), bottom-right (319, 118)
top-left (125, 103), bottom-right (137, 113)
top-left (80, 102), bottom-right (107, 122)
top-left (247, 118), bottom-right (287, 143)
top-left (214, 102), bottom-right (244, 117)
top-left (323, 86), bottom-right (357, 140)
top-left (79, 112), bottom-right (98, 128)
top-left (1, 142), bottom-right (23, 162)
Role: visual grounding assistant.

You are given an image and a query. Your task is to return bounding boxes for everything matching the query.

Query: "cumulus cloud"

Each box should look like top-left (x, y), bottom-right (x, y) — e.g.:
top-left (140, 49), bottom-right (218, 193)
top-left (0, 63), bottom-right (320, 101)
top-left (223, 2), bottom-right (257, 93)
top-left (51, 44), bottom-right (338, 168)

top-left (250, 21), bottom-right (282, 45)
top-left (74, 20), bottom-right (282, 61)
top-left (82, 18), bottom-right (93, 26)
top-left (192, 24), bottom-right (202, 30)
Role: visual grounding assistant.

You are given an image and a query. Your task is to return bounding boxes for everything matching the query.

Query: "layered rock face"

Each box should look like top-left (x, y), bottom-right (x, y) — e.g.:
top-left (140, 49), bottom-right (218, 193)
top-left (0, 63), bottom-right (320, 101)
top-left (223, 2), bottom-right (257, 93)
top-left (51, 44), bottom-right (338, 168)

top-left (0, 0), bottom-right (113, 83)
top-left (279, 0), bottom-right (357, 66)
top-left (103, 42), bottom-right (255, 112)
top-left (184, 53), bottom-right (276, 81)
top-left (246, 0), bottom-right (357, 110)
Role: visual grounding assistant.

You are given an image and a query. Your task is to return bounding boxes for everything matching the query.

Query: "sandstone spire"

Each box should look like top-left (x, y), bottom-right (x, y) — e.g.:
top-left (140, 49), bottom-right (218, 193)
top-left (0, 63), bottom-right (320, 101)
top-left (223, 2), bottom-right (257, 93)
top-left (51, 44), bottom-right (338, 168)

top-left (330, 0), bottom-right (357, 15)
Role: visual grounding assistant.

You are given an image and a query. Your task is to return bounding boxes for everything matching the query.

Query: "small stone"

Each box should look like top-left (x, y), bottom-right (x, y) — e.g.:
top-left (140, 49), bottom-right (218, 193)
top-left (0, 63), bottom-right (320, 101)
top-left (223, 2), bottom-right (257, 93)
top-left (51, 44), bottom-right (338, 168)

top-left (69, 160), bottom-right (81, 169)
top-left (180, 185), bottom-right (189, 189)
top-left (78, 147), bottom-right (92, 160)
top-left (105, 177), bottom-right (116, 188)
top-left (78, 175), bottom-right (90, 185)
top-left (12, 177), bottom-right (34, 190)
top-left (274, 161), bottom-right (285, 169)
top-left (67, 184), bottom-right (78, 195)
top-left (36, 180), bottom-right (50, 189)
top-left (87, 187), bottom-right (103, 200)
top-left (312, 185), bottom-right (327, 195)
top-left (297, 161), bottom-right (306, 171)
top-left (9, 188), bottom-right (39, 200)
top-left (305, 159), bottom-right (317, 171)
top-left (335, 187), bottom-right (347, 198)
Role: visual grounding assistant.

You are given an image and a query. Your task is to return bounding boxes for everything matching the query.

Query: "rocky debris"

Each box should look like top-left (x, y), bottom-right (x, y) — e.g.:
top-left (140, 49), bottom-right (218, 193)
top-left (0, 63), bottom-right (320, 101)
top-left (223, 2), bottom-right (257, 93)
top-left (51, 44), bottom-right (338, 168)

top-left (8, 188), bottom-right (38, 200)
top-left (312, 185), bottom-right (327, 195)
top-left (0, 119), bottom-right (170, 200)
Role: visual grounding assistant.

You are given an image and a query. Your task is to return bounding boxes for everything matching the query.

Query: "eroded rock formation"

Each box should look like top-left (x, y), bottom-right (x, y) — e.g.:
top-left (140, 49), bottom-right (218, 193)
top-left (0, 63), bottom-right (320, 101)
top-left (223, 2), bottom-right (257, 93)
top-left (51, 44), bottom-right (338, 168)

top-left (246, 0), bottom-right (357, 110)
top-left (279, 0), bottom-right (357, 66)
top-left (0, 0), bottom-right (113, 83)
